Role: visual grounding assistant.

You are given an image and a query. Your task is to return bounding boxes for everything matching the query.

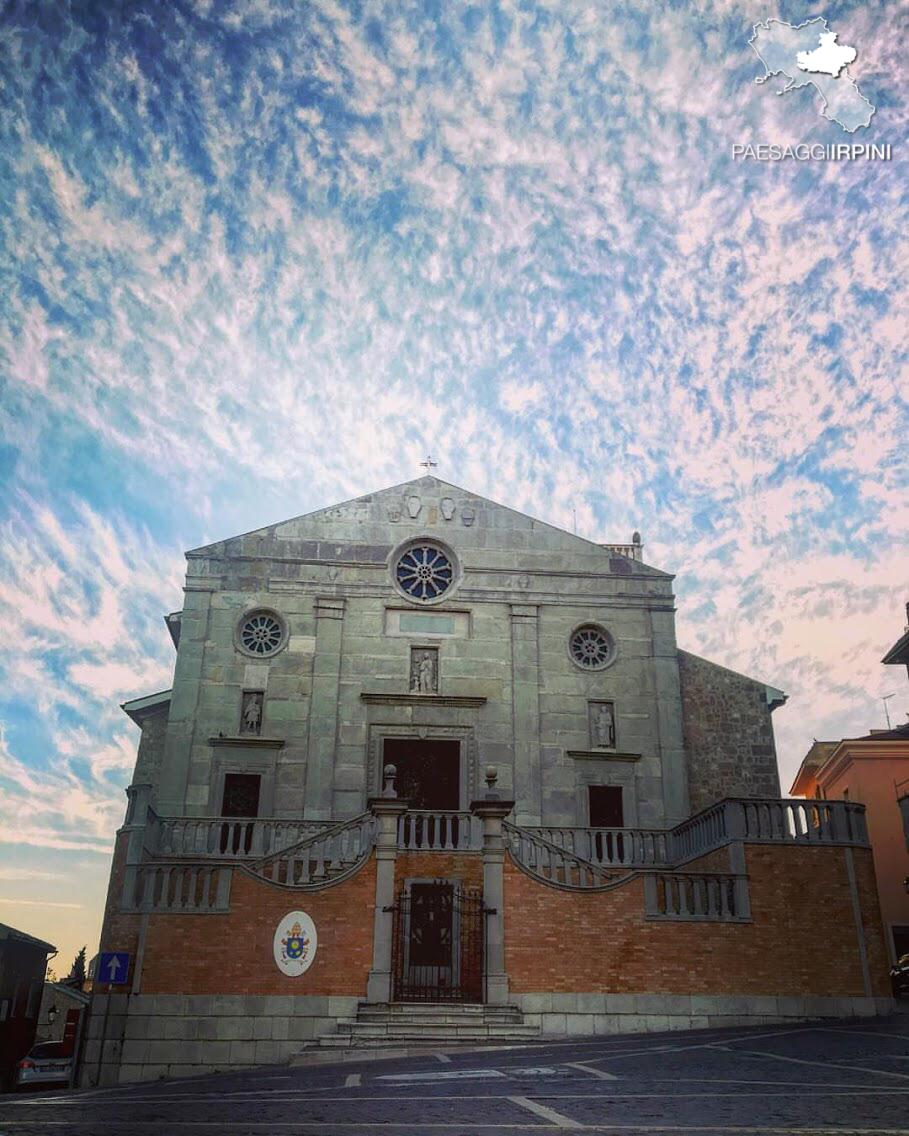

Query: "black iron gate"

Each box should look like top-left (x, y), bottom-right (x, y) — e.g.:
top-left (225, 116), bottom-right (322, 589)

top-left (391, 882), bottom-right (484, 1002)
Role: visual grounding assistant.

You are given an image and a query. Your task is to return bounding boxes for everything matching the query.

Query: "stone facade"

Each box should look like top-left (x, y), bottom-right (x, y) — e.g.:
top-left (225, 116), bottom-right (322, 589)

top-left (84, 477), bottom-right (891, 1087)
top-left (678, 650), bottom-right (782, 813)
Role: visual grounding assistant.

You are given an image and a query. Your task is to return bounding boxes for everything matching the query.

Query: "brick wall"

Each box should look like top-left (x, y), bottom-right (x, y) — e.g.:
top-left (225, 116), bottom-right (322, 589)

top-left (134, 706), bottom-right (168, 785)
top-left (96, 831), bottom-right (143, 988)
top-left (505, 844), bottom-right (890, 998)
top-left (137, 859), bottom-right (376, 996)
top-left (678, 650), bottom-right (781, 811)
top-left (394, 852), bottom-right (484, 890)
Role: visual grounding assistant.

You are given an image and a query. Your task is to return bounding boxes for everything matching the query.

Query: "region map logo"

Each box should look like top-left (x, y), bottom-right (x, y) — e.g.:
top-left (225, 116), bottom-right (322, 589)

top-left (748, 16), bottom-right (874, 132)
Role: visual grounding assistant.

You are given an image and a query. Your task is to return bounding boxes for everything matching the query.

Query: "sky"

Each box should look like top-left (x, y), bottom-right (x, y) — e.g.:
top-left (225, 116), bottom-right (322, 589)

top-left (0, 0), bottom-right (906, 971)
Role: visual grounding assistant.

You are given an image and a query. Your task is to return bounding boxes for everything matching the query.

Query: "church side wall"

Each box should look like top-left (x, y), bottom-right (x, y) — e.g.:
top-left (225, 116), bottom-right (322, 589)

top-left (504, 843), bottom-right (891, 1036)
top-left (678, 650), bottom-right (781, 812)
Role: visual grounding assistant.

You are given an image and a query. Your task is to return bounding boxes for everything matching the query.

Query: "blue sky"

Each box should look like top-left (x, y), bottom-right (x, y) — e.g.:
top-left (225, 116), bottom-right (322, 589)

top-left (0, 0), bottom-right (906, 968)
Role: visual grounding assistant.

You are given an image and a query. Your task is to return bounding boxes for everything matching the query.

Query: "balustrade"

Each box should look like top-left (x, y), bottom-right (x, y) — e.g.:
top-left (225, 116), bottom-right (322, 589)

top-left (131, 862), bottom-right (231, 913)
top-left (536, 826), bottom-right (668, 867)
top-left (147, 813), bottom-right (327, 859)
top-left (644, 871), bottom-right (745, 921)
top-left (397, 811), bottom-right (480, 851)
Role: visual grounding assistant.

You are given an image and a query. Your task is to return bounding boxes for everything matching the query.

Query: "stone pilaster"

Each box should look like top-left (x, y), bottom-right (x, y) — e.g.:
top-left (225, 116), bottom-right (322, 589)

top-left (157, 585), bottom-right (212, 815)
top-left (650, 608), bottom-right (690, 827)
top-left (304, 597), bottom-right (345, 821)
top-left (470, 782), bottom-right (515, 1006)
top-left (510, 604), bottom-right (542, 825)
top-left (366, 768), bottom-right (409, 1004)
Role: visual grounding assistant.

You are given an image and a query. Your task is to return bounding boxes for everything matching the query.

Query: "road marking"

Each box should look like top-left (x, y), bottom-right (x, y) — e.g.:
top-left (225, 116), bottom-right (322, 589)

top-left (711, 1045), bottom-right (909, 1081)
top-left (435, 1052), bottom-right (452, 1063)
top-left (564, 1062), bottom-right (618, 1080)
top-left (508, 1096), bottom-right (584, 1128)
top-left (344, 1073), bottom-right (361, 1088)
top-left (821, 1026), bottom-right (909, 1044)
top-left (378, 1068), bottom-right (507, 1082)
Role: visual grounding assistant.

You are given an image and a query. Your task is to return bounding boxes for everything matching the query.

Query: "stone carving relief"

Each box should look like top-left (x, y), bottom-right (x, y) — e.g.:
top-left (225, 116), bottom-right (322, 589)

top-left (406, 495), bottom-right (422, 519)
top-left (461, 506), bottom-right (476, 526)
top-left (440, 497), bottom-right (456, 520)
top-left (589, 701), bottom-right (616, 749)
top-left (409, 647), bottom-right (439, 694)
top-left (241, 691), bottom-right (264, 735)
top-left (388, 505), bottom-right (402, 522)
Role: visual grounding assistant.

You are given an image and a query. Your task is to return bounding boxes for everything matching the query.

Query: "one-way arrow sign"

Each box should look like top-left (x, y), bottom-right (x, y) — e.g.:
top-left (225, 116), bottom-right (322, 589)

top-left (98, 951), bottom-right (130, 984)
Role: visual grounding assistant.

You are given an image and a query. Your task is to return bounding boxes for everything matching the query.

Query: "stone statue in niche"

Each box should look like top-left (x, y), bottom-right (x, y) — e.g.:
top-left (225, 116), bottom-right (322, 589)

top-left (591, 702), bottom-right (616, 749)
top-left (410, 648), bottom-right (438, 694)
top-left (241, 691), bottom-right (263, 735)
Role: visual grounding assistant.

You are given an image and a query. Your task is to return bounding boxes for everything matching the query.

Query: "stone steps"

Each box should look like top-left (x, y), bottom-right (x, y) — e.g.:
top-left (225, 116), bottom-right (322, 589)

top-left (310, 1002), bottom-right (541, 1051)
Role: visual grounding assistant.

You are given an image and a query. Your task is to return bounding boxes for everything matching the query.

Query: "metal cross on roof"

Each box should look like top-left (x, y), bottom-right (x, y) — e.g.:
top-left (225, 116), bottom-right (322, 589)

top-left (420, 454), bottom-right (438, 471)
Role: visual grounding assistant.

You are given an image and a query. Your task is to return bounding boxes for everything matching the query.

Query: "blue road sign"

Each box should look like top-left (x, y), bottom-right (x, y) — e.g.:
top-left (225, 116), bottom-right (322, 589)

top-left (98, 951), bottom-right (130, 984)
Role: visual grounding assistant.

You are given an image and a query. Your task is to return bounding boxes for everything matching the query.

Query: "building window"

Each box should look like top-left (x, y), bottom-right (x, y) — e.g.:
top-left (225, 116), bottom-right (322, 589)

top-left (237, 610), bottom-right (286, 657)
top-left (393, 542), bottom-right (456, 603)
top-left (569, 624), bottom-right (616, 671)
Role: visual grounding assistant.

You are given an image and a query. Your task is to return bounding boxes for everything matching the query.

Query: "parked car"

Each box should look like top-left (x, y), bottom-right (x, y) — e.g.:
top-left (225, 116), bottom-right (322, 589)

top-left (892, 954), bottom-right (909, 998)
top-left (15, 1041), bottom-right (72, 1090)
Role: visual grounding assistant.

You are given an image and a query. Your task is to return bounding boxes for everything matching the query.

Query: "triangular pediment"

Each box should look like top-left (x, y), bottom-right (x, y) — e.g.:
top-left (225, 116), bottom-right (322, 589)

top-left (188, 476), bottom-right (669, 577)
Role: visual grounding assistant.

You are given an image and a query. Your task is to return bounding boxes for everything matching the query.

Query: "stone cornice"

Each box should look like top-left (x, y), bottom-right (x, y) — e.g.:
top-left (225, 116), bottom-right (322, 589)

top-left (360, 692), bottom-right (487, 708)
top-left (566, 749), bottom-right (642, 762)
top-left (207, 735), bottom-right (285, 749)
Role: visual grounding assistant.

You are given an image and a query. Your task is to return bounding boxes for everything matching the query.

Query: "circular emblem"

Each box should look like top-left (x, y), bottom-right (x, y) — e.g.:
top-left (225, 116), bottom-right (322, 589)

top-left (274, 910), bottom-right (317, 977)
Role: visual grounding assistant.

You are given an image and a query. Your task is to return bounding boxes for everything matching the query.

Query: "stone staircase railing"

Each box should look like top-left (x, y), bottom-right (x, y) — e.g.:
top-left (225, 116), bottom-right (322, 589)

top-left (145, 810), bottom-right (329, 860)
top-left (243, 812), bottom-right (376, 889)
top-left (504, 822), bottom-right (614, 889)
top-left (126, 861), bottom-right (233, 913)
top-left (397, 810), bottom-right (482, 851)
top-left (534, 825), bottom-right (669, 867)
top-left (643, 870), bottom-right (749, 922)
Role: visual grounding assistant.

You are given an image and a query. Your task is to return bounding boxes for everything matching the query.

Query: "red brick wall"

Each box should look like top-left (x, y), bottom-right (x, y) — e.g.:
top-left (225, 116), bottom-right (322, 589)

top-left (505, 844), bottom-right (891, 998)
top-left (138, 859), bottom-right (376, 996)
top-left (394, 852), bottom-right (484, 890)
top-left (96, 831), bottom-right (142, 988)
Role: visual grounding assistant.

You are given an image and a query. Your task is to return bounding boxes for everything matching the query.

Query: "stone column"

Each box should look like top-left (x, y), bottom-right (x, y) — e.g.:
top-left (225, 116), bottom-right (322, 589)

top-left (471, 770), bottom-right (515, 1006)
top-left (120, 783), bottom-right (153, 910)
top-left (510, 604), bottom-right (542, 825)
top-left (366, 766), bottom-right (409, 1004)
top-left (304, 596), bottom-right (345, 821)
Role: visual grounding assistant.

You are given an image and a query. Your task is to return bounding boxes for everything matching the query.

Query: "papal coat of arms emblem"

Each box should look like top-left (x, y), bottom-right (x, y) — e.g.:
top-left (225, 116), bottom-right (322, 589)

top-left (273, 910), bottom-right (318, 976)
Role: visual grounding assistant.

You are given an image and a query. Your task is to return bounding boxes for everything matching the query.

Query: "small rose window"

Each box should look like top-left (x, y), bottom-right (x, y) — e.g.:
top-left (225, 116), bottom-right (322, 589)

top-left (569, 625), bottom-right (615, 671)
top-left (394, 544), bottom-right (454, 601)
top-left (238, 611), bottom-right (285, 656)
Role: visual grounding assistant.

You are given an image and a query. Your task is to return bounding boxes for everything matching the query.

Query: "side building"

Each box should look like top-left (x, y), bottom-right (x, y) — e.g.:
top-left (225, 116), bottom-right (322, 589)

top-left (84, 477), bottom-right (892, 1085)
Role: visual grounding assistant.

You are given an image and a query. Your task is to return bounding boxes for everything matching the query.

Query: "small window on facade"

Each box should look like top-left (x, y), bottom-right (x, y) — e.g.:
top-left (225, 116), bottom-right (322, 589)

top-left (569, 625), bottom-right (616, 671)
top-left (237, 610), bottom-right (286, 657)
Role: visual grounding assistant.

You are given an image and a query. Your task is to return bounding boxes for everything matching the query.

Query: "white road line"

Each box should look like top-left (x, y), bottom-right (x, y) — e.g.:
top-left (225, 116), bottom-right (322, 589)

top-left (377, 1068), bottom-right (507, 1082)
top-left (435, 1052), bottom-right (452, 1063)
top-left (564, 1062), bottom-right (618, 1080)
top-left (508, 1095), bottom-right (584, 1128)
top-left (711, 1045), bottom-right (909, 1081)
top-left (344, 1073), bottom-right (361, 1087)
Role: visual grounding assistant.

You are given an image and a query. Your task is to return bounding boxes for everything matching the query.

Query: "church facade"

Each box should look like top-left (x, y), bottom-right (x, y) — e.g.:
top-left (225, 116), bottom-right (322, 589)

top-left (83, 478), bottom-right (892, 1085)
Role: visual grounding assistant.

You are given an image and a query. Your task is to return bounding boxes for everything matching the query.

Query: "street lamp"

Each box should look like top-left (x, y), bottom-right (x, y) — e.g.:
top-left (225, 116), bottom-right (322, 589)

top-left (47, 1004), bottom-right (58, 1027)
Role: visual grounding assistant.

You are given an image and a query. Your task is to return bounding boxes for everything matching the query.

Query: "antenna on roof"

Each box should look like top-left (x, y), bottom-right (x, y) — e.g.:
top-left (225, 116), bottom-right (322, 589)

top-left (883, 693), bottom-right (897, 729)
top-left (572, 507), bottom-right (577, 534)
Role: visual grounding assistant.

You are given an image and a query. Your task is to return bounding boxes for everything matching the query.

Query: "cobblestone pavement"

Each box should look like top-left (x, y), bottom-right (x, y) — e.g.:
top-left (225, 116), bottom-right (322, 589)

top-left (3, 1015), bottom-right (909, 1135)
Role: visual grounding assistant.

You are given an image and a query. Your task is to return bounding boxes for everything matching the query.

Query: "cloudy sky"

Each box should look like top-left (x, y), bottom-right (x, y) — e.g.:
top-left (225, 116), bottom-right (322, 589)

top-left (0, 0), bottom-right (906, 969)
